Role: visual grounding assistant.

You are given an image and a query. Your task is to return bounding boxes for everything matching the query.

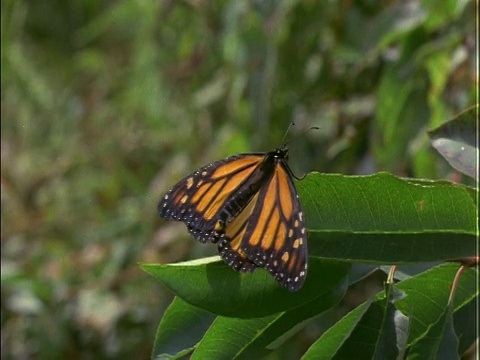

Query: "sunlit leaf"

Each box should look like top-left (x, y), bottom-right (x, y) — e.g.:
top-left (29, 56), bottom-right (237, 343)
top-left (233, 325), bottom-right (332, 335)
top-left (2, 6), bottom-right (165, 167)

top-left (428, 106), bottom-right (478, 180)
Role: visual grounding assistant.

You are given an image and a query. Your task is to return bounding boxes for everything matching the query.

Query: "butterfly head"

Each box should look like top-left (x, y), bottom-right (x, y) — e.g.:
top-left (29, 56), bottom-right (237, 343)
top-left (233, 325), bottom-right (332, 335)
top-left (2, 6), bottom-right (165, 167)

top-left (273, 145), bottom-right (289, 161)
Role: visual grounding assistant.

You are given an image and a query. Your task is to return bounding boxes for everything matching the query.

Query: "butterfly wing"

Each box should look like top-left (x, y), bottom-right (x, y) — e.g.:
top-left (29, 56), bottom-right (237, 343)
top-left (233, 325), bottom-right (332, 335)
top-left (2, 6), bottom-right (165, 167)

top-left (158, 153), bottom-right (265, 243)
top-left (158, 148), bottom-right (308, 291)
top-left (217, 192), bottom-right (261, 273)
top-left (220, 160), bottom-right (308, 291)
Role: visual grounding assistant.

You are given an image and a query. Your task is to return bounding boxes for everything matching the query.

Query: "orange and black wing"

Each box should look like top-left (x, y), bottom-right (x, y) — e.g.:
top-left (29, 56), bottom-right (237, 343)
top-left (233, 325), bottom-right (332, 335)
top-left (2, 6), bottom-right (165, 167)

top-left (218, 160), bottom-right (308, 291)
top-left (158, 153), bottom-right (266, 244)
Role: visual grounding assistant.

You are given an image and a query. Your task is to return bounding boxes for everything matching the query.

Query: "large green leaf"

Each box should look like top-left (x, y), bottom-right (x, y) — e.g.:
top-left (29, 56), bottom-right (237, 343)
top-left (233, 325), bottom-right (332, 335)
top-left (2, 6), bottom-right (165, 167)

top-left (299, 172), bottom-right (476, 262)
top-left (141, 258), bottom-right (350, 318)
top-left (191, 276), bottom-right (348, 359)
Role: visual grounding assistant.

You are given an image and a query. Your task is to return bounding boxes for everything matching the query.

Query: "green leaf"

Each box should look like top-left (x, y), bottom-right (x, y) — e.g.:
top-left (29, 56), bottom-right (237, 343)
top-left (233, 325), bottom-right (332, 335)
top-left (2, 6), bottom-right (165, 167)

top-left (151, 297), bottom-right (216, 360)
top-left (420, 0), bottom-right (469, 31)
top-left (302, 299), bottom-right (371, 359)
top-left (299, 172), bottom-right (476, 262)
top-left (374, 284), bottom-right (409, 359)
top-left (373, 60), bottom-right (430, 171)
top-left (428, 106), bottom-right (478, 180)
top-left (192, 276), bottom-right (348, 359)
top-left (141, 258), bottom-right (351, 318)
top-left (452, 293), bottom-right (478, 355)
top-left (303, 263), bottom-right (476, 359)
top-left (302, 282), bottom-right (408, 359)
top-left (380, 263), bottom-right (440, 281)
top-left (394, 263), bottom-right (478, 345)
top-left (406, 304), bottom-right (459, 360)
top-left (364, 1), bottom-right (426, 52)
top-left (348, 264), bottom-right (379, 285)
top-left (192, 315), bottom-right (278, 360)
top-left (417, 31), bottom-right (463, 127)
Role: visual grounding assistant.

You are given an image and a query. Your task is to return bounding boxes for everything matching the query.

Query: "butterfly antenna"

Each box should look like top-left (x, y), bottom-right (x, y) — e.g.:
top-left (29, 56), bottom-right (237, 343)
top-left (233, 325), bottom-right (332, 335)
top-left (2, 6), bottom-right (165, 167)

top-left (284, 124), bottom-right (320, 145)
top-left (281, 122), bottom-right (296, 145)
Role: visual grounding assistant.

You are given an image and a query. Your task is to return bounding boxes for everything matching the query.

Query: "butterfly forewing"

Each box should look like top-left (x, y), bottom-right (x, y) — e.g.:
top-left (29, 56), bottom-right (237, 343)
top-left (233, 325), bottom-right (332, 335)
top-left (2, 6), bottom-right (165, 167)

top-left (158, 154), bottom-right (264, 242)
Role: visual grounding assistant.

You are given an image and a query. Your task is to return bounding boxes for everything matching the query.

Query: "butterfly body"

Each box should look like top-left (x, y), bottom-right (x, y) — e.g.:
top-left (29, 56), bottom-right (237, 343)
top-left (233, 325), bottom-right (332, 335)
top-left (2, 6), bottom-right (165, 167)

top-left (158, 146), bottom-right (308, 291)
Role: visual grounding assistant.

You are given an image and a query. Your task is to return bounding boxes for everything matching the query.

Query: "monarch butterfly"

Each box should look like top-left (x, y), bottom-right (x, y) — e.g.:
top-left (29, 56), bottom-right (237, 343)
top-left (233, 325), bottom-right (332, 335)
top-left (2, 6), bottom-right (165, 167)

top-left (158, 145), bottom-right (307, 291)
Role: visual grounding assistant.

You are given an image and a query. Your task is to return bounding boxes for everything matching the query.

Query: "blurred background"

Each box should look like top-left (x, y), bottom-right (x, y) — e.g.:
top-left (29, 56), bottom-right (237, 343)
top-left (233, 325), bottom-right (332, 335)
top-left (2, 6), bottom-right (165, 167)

top-left (1, 0), bottom-right (475, 359)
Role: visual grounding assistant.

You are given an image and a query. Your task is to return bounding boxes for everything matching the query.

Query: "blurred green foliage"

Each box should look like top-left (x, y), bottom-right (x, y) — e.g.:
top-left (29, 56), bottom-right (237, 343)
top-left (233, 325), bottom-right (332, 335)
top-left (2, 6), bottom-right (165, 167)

top-left (1, 0), bottom-right (475, 359)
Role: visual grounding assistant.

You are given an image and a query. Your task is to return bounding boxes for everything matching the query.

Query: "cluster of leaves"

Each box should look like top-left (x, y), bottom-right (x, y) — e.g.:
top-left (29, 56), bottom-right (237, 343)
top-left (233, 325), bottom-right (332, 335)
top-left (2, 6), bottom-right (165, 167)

top-left (1, 0), bottom-right (475, 359)
top-left (146, 113), bottom-right (477, 358)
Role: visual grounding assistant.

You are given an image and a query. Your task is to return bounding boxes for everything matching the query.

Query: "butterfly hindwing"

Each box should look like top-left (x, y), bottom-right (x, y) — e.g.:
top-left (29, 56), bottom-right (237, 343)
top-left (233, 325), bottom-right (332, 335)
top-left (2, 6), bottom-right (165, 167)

top-left (217, 192), bottom-right (261, 273)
